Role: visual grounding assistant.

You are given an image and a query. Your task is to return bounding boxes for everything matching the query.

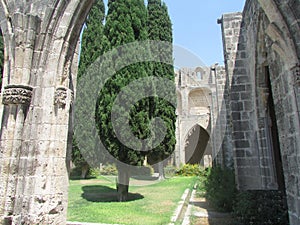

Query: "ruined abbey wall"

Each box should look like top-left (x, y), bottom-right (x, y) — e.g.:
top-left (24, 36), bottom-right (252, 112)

top-left (219, 0), bottom-right (300, 223)
top-left (0, 1), bottom-right (94, 224)
top-left (0, 0), bottom-right (299, 224)
top-left (175, 67), bottom-right (215, 167)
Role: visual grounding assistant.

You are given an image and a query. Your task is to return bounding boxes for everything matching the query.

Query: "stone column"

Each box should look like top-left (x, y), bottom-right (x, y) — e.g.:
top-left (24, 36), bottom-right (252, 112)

top-left (0, 0), bottom-right (93, 223)
top-left (0, 85), bottom-right (33, 223)
top-left (174, 117), bottom-right (181, 167)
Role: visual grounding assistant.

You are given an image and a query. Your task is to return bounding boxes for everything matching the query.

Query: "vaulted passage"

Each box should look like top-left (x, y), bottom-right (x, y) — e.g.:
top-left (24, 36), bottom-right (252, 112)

top-left (185, 125), bottom-right (210, 165)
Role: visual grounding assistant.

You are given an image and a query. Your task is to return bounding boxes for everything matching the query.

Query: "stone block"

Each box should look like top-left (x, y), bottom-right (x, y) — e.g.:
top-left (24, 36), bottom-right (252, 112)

top-left (232, 112), bottom-right (241, 120)
top-left (234, 140), bottom-right (250, 148)
top-left (235, 150), bottom-right (246, 157)
top-left (231, 101), bottom-right (244, 111)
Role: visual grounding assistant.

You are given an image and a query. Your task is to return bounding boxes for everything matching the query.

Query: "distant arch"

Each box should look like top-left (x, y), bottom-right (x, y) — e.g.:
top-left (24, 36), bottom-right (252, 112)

top-left (184, 124), bottom-right (211, 165)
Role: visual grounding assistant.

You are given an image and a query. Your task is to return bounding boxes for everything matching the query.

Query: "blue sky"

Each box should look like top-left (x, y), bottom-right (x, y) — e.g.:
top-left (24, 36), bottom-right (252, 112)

top-left (102, 0), bottom-right (245, 67)
top-left (163, 0), bottom-right (246, 67)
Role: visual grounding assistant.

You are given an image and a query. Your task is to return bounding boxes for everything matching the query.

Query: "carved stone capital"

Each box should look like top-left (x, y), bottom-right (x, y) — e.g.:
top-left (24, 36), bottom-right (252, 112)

top-left (292, 64), bottom-right (300, 86)
top-left (2, 85), bottom-right (33, 105)
top-left (54, 86), bottom-right (73, 107)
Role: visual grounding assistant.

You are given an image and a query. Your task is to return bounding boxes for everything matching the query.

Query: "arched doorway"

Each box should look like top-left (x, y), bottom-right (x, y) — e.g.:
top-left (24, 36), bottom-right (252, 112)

top-left (184, 124), bottom-right (211, 166)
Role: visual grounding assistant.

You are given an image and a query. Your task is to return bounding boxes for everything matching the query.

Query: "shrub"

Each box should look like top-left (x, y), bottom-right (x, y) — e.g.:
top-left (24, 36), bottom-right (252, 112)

top-left (70, 166), bottom-right (82, 178)
top-left (130, 165), bottom-right (154, 176)
top-left (175, 164), bottom-right (204, 176)
top-left (164, 164), bottom-right (177, 177)
top-left (100, 164), bottom-right (118, 176)
top-left (88, 167), bottom-right (100, 177)
top-left (100, 164), bottom-right (154, 176)
top-left (196, 168), bottom-right (209, 197)
top-left (70, 166), bottom-right (99, 179)
top-left (233, 190), bottom-right (289, 225)
top-left (205, 166), bottom-right (236, 212)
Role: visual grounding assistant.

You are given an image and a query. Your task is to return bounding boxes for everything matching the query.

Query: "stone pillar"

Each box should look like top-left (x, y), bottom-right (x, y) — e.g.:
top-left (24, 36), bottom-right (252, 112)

top-left (218, 13), bottom-right (243, 168)
top-left (0, 0), bottom-right (93, 224)
top-left (0, 85), bottom-right (33, 223)
top-left (174, 117), bottom-right (181, 167)
top-left (293, 65), bottom-right (300, 120)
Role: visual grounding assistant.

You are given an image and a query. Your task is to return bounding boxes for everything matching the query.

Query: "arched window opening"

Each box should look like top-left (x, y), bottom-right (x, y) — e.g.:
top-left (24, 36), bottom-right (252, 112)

top-left (196, 71), bottom-right (202, 80)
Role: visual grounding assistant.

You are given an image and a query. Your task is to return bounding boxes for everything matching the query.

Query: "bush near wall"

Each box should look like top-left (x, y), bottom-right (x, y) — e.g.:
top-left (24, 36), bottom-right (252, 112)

top-left (70, 167), bottom-right (99, 179)
top-left (164, 164), bottom-right (177, 177)
top-left (195, 166), bottom-right (289, 224)
top-left (175, 164), bottom-right (207, 176)
top-left (130, 165), bottom-right (154, 176)
top-left (204, 166), bottom-right (236, 212)
top-left (233, 190), bottom-right (289, 225)
top-left (100, 163), bottom-right (154, 176)
top-left (100, 164), bottom-right (118, 175)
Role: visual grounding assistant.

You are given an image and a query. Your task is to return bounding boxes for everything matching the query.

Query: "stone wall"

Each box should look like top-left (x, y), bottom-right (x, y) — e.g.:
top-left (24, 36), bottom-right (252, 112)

top-left (0, 0), bottom-right (298, 224)
top-left (175, 67), bottom-right (216, 166)
top-left (0, 1), bottom-right (94, 224)
top-left (220, 0), bottom-right (300, 223)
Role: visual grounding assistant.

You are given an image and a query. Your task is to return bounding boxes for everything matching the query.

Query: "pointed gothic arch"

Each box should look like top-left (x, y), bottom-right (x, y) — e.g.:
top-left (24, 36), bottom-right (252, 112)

top-left (0, 1), bottom-right (95, 223)
top-left (184, 124), bottom-right (211, 166)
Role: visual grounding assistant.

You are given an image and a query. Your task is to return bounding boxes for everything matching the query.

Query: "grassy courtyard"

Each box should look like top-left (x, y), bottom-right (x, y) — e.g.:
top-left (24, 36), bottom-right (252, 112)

top-left (67, 176), bottom-right (196, 225)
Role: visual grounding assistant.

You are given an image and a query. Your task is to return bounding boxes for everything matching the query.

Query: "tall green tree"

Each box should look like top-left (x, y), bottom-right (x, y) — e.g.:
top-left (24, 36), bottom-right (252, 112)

top-left (146, 0), bottom-right (176, 179)
top-left (78, 0), bottom-right (106, 78)
top-left (96, 0), bottom-right (150, 201)
top-left (72, 0), bottom-right (105, 179)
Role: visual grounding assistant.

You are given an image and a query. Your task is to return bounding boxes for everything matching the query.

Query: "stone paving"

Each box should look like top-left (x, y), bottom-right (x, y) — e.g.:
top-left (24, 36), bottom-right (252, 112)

top-left (181, 187), bottom-right (232, 225)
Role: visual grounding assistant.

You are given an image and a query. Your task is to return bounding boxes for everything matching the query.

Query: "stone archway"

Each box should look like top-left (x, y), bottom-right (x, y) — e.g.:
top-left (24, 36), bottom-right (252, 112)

top-left (184, 124), bottom-right (211, 166)
top-left (0, 1), bottom-right (94, 224)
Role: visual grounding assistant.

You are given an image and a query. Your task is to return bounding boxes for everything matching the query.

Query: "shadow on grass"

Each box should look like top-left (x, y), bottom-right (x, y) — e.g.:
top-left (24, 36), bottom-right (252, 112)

top-left (69, 176), bottom-right (97, 180)
top-left (81, 185), bottom-right (144, 202)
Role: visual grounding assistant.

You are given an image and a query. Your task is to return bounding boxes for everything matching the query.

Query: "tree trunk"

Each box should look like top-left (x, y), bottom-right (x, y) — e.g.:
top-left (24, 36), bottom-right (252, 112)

top-left (116, 169), bottom-right (130, 202)
top-left (81, 164), bottom-right (89, 179)
top-left (158, 161), bottom-right (165, 180)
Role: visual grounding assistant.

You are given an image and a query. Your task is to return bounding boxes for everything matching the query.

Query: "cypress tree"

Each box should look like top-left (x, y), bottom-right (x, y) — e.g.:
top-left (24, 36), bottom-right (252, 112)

top-left (72, 0), bottom-right (105, 179)
top-left (78, 0), bottom-right (106, 78)
top-left (96, 0), bottom-right (149, 201)
top-left (147, 0), bottom-right (176, 179)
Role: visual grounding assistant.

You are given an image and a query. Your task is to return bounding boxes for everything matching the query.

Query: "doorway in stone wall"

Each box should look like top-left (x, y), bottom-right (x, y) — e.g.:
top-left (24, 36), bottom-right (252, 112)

top-left (184, 124), bottom-right (211, 165)
top-left (265, 66), bottom-right (285, 190)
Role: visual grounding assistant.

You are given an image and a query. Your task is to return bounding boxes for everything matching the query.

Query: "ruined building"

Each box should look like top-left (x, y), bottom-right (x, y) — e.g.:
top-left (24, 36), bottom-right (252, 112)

top-left (0, 0), bottom-right (299, 224)
top-left (217, 1), bottom-right (300, 224)
top-left (174, 66), bottom-right (229, 168)
top-left (174, 67), bottom-right (214, 167)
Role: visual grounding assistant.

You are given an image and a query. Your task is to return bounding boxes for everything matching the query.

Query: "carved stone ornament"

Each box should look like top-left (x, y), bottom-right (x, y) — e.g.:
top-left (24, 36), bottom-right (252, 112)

top-left (54, 86), bottom-right (73, 107)
top-left (292, 64), bottom-right (300, 86)
top-left (2, 85), bottom-right (33, 105)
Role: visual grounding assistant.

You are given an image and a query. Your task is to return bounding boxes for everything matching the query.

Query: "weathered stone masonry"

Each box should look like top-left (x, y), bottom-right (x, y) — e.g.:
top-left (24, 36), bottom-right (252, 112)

top-left (219, 0), bottom-right (300, 224)
top-left (0, 0), bottom-right (299, 224)
top-left (0, 1), bottom-right (94, 224)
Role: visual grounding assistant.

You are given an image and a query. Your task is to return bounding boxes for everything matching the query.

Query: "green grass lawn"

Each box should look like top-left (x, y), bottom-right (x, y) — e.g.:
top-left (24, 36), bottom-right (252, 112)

top-left (67, 176), bottom-right (196, 225)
